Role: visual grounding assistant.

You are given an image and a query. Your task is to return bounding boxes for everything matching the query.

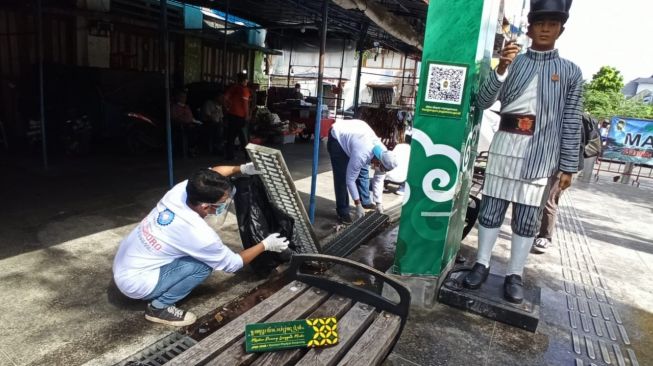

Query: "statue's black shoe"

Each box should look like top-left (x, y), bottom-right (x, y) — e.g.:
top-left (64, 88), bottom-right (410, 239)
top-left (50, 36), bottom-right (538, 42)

top-left (463, 263), bottom-right (490, 289)
top-left (504, 274), bottom-right (524, 304)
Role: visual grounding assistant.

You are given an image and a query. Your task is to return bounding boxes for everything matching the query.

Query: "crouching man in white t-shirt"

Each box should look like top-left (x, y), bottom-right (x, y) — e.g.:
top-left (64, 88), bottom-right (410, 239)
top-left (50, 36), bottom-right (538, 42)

top-left (112, 163), bottom-right (289, 326)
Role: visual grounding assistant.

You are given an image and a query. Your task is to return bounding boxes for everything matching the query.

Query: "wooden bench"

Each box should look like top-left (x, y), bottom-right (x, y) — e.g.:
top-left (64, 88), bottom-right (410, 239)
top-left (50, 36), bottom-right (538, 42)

top-left (167, 254), bottom-right (411, 366)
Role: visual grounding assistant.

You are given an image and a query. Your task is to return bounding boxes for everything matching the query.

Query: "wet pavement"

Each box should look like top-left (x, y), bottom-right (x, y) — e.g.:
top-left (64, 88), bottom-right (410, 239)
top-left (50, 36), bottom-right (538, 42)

top-left (0, 143), bottom-right (651, 365)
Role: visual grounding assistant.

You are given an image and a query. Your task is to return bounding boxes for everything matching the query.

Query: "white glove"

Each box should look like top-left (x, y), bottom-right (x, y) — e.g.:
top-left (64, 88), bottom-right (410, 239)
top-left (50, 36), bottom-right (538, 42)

top-left (262, 233), bottom-right (289, 252)
top-left (355, 203), bottom-right (365, 219)
top-left (376, 203), bottom-right (384, 214)
top-left (240, 162), bottom-right (260, 175)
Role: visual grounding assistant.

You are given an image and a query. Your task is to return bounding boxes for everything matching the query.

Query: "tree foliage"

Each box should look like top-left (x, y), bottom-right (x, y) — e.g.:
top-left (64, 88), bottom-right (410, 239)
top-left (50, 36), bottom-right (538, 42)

top-left (583, 66), bottom-right (653, 120)
top-left (586, 66), bottom-right (624, 93)
top-left (584, 89), bottom-right (653, 120)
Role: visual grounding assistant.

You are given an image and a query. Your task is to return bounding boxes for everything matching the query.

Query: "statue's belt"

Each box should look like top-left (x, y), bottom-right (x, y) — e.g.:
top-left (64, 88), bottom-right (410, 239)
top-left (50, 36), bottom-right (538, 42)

top-left (499, 114), bottom-right (536, 136)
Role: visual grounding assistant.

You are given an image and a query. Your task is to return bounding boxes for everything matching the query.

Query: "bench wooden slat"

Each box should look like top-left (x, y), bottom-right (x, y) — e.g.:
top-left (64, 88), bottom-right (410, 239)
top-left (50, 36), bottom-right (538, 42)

top-left (335, 311), bottom-right (401, 366)
top-left (206, 287), bottom-right (331, 366)
top-left (250, 295), bottom-right (354, 366)
top-left (295, 302), bottom-right (377, 366)
top-left (166, 281), bottom-right (309, 366)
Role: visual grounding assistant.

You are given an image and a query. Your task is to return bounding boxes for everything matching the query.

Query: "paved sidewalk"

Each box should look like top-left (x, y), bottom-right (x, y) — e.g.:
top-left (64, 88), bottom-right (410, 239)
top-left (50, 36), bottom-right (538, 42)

top-left (384, 177), bottom-right (652, 366)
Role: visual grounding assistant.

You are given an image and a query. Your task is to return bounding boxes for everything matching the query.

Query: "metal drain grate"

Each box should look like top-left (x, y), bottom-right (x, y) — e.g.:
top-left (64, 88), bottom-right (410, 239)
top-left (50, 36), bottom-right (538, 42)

top-left (116, 332), bottom-right (197, 366)
top-left (323, 212), bottom-right (389, 258)
top-left (246, 143), bottom-right (321, 254)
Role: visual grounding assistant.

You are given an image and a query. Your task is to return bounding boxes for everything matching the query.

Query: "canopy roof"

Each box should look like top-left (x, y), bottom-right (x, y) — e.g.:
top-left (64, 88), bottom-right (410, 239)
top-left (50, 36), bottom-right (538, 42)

top-left (183, 0), bottom-right (428, 55)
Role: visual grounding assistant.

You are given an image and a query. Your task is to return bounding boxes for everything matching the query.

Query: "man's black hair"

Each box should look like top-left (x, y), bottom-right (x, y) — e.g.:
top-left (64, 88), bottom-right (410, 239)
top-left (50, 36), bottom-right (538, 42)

top-left (186, 168), bottom-right (232, 205)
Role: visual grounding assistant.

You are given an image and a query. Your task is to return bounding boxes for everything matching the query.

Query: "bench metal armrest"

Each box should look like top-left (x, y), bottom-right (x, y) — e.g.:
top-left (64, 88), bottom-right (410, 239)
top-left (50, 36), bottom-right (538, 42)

top-left (288, 254), bottom-right (411, 329)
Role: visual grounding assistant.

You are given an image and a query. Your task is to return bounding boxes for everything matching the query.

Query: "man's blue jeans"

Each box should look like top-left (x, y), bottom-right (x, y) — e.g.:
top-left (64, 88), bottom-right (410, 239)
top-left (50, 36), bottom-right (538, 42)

top-left (143, 256), bottom-right (212, 309)
top-left (327, 134), bottom-right (371, 219)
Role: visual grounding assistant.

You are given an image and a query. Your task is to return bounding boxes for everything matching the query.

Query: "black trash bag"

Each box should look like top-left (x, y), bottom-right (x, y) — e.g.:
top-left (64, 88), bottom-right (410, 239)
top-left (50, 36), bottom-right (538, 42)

top-left (232, 175), bottom-right (296, 276)
top-left (462, 195), bottom-right (481, 240)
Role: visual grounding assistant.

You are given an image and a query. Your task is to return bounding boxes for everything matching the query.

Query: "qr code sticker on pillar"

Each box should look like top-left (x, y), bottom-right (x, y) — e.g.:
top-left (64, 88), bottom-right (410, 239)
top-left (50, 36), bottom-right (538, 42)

top-left (425, 63), bottom-right (467, 105)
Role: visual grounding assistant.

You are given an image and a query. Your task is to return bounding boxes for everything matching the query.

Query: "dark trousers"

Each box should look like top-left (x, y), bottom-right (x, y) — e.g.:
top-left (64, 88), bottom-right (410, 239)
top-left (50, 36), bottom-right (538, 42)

top-left (224, 113), bottom-right (248, 160)
top-left (538, 173), bottom-right (563, 240)
top-left (174, 124), bottom-right (199, 158)
top-left (327, 133), bottom-right (371, 219)
top-left (200, 122), bottom-right (223, 154)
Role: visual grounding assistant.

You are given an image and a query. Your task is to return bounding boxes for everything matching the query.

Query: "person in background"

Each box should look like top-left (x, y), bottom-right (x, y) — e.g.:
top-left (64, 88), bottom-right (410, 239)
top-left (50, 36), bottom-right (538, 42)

top-left (293, 83), bottom-right (304, 100)
top-left (171, 89), bottom-right (201, 157)
top-left (328, 119), bottom-right (398, 224)
top-left (599, 120), bottom-right (609, 143)
top-left (224, 73), bottom-right (252, 160)
top-left (202, 91), bottom-right (225, 155)
top-left (534, 112), bottom-right (597, 253)
top-left (370, 141), bottom-right (411, 213)
top-left (112, 162), bottom-right (289, 327)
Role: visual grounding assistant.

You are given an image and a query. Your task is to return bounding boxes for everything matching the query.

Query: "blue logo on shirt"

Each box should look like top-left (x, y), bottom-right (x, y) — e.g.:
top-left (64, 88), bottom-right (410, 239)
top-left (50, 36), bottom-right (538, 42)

top-left (157, 209), bottom-right (175, 226)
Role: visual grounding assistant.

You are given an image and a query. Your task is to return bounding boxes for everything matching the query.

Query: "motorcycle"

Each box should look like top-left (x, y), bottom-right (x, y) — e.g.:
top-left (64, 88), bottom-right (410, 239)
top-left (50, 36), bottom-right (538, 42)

top-left (25, 111), bottom-right (93, 157)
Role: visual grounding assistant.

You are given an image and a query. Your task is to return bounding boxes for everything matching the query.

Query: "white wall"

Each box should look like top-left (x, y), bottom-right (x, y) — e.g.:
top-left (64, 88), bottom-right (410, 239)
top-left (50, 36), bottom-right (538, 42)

top-left (270, 44), bottom-right (420, 110)
top-left (636, 82), bottom-right (653, 95)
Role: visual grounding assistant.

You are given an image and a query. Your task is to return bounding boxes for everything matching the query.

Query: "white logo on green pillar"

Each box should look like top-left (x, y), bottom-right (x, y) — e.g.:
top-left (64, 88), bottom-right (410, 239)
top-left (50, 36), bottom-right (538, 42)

top-left (411, 128), bottom-right (461, 203)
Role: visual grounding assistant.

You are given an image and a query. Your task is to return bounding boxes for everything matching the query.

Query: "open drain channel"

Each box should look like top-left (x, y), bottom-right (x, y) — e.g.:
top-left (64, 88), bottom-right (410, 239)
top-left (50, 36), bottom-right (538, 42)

top-left (116, 332), bottom-right (197, 366)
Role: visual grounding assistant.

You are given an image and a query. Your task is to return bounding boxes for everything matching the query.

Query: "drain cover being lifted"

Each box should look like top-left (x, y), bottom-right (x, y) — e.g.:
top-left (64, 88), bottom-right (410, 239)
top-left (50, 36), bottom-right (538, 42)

top-left (246, 143), bottom-right (321, 254)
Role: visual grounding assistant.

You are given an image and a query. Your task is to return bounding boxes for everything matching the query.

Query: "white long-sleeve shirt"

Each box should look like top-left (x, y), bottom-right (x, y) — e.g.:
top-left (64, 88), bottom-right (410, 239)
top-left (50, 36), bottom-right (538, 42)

top-left (330, 119), bottom-right (382, 201)
top-left (112, 181), bottom-right (243, 299)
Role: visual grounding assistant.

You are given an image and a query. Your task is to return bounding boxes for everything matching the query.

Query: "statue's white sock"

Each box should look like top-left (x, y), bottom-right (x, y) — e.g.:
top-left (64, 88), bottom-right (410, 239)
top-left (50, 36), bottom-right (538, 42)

top-left (507, 233), bottom-right (534, 276)
top-left (476, 225), bottom-right (501, 267)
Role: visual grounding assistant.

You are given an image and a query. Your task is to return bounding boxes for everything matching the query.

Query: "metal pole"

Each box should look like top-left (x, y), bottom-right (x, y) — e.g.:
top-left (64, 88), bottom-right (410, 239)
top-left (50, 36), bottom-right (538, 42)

top-left (620, 162), bottom-right (634, 184)
top-left (337, 38), bottom-right (346, 116)
top-left (352, 22), bottom-right (368, 114)
top-left (353, 49), bottom-right (363, 114)
top-left (161, 0), bottom-right (173, 187)
top-left (399, 53), bottom-right (407, 106)
top-left (308, 0), bottom-right (328, 223)
top-left (37, 0), bottom-right (48, 169)
top-left (222, 0), bottom-right (230, 87)
top-left (287, 38), bottom-right (293, 87)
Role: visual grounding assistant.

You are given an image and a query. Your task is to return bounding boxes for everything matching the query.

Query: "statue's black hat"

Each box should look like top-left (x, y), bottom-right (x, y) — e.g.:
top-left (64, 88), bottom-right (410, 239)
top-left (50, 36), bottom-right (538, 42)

top-left (528, 0), bottom-right (572, 24)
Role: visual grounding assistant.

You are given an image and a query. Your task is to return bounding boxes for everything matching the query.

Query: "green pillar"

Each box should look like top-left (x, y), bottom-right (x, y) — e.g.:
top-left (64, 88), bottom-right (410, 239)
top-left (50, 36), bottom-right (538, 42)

top-left (394, 0), bottom-right (500, 279)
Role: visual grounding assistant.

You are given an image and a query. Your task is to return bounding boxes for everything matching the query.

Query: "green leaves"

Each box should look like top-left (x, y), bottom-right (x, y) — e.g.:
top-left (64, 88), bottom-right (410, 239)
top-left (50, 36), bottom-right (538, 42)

top-left (586, 66), bottom-right (624, 93)
top-left (584, 66), bottom-right (653, 120)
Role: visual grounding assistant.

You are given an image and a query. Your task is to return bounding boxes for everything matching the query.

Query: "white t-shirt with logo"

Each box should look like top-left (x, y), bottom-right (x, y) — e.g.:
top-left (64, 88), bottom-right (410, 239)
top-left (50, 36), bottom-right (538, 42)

top-left (112, 180), bottom-right (244, 299)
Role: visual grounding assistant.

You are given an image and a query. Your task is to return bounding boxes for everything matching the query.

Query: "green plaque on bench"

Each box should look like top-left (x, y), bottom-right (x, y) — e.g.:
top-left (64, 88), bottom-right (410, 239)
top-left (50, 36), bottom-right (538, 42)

top-left (245, 317), bottom-right (338, 353)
